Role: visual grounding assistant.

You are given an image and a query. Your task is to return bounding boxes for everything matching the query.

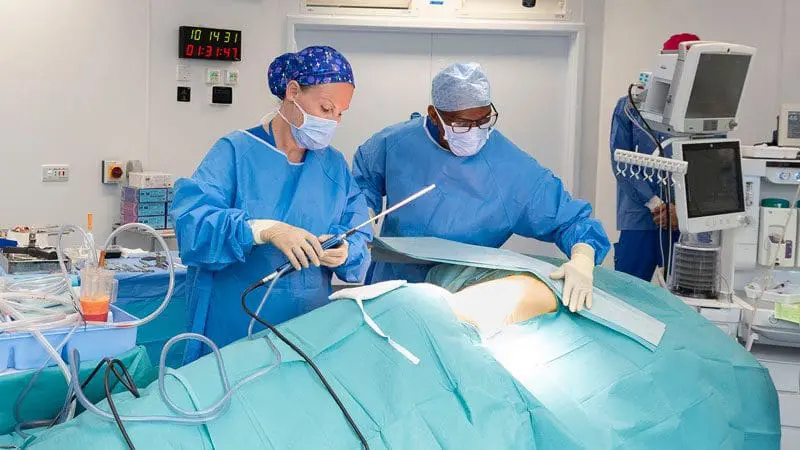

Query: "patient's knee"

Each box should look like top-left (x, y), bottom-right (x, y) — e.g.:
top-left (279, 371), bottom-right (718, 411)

top-left (447, 273), bottom-right (557, 331)
top-left (503, 275), bottom-right (558, 323)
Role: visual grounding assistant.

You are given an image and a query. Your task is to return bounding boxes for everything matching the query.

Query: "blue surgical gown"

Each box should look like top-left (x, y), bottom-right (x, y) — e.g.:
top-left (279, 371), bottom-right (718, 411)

top-left (353, 115), bottom-right (610, 283)
top-left (610, 96), bottom-right (674, 231)
top-left (171, 125), bottom-right (372, 361)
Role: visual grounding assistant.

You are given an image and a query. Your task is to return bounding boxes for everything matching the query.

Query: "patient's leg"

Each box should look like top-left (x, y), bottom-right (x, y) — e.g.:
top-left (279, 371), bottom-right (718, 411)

top-left (443, 272), bottom-right (557, 333)
top-left (457, 274), bottom-right (557, 323)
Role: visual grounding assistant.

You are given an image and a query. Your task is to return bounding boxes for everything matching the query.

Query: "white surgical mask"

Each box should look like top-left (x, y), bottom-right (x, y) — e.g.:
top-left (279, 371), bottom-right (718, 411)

top-left (434, 109), bottom-right (491, 157)
top-left (277, 100), bottom-right (338, 150)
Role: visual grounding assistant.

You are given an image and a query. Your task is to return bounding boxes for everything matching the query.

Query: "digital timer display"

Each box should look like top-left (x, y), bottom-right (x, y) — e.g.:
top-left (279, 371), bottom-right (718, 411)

top-left (179, 26), bottom-right (241, 61)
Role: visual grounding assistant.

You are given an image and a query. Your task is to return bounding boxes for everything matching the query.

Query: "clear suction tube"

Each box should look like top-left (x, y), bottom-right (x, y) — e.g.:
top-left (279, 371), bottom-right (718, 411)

top-left (64, 222), bottom-right (281, 425)
top-left (3, 222), bottom-right (176, 428)
top-left (68, 331), bottom-right (281, 424)
top-left (102, 223), bottom-right (174, 328)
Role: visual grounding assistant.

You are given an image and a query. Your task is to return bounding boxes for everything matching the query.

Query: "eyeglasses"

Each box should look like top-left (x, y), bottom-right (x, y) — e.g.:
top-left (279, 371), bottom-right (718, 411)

top-left (442, 103), bottom-right (499, 133)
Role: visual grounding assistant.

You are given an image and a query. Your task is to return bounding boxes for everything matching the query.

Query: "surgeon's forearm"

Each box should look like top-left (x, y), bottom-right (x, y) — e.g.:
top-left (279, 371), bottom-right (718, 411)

top-left (172, 172), bottom-right (255, 270)
top-left (577, 240), bottom-right (609, 265)
top-left (248, 219), bottom-right (278, 245)
top-left (333, 235), bottom-right (371, 282)
top-left (174, 209), bottom-right (254, 270)
top-left (558, 218), bottom-right (610, 265)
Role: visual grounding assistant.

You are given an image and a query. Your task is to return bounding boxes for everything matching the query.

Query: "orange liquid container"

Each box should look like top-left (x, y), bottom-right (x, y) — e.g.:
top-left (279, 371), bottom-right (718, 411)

top-left (80, 295), bottom-right (111, 322)
top-left (79, 267), bottom-right (118, 323)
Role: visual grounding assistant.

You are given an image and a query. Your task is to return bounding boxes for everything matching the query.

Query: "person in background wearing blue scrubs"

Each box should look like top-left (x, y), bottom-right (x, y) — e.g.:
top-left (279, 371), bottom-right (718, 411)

top-left (171, 46), bottom-right (372, 361)
top-left (611, 33), bottom-right (699, 281)
top-left (353, 62), bottom-right (610, 313)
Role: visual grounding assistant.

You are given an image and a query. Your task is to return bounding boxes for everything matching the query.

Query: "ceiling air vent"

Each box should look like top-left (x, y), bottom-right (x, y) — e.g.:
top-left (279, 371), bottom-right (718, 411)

top-left (305, 0), bottom-right (411, 9)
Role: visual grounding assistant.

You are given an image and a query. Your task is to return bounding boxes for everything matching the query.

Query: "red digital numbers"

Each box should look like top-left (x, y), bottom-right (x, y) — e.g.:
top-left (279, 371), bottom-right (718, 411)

top-left (183, 43), bottom-right (238, 60)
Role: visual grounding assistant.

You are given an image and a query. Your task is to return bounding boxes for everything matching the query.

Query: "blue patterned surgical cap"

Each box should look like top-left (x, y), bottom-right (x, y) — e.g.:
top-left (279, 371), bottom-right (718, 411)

top-left (267, 45), bottom-right (354, 99)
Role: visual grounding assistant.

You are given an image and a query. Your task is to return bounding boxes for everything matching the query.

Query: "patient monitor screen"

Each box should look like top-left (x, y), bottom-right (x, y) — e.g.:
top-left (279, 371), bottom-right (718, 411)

top-left (683, 141), bottom-right (745, 218)
top-left (686, 54), bottom-right (751, 119)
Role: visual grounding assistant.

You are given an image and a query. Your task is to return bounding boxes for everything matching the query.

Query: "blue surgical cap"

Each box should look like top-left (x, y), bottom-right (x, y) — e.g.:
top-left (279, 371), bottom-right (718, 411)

top-left (267, 45), bottom-right (354, 99)
top-left (431, 62), bottom-right (492, 112)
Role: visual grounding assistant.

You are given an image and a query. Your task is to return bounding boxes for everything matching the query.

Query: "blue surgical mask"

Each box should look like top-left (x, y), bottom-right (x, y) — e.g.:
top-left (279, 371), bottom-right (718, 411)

top-left (278, 100), bottom-right (338, 150)
top-left (434, 109), bottom-right (491, 157)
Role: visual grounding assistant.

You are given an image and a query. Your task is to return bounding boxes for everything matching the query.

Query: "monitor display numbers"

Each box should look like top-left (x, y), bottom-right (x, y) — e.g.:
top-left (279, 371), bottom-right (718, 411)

top-left (179, 26), bottom-right (241, 61)
top-left (788, 111), bottom-right (800, 139)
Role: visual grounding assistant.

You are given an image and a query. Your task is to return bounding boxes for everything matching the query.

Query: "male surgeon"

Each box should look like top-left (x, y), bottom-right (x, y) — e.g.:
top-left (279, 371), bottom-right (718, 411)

top-left (353, 62), bottom-right (610, 312)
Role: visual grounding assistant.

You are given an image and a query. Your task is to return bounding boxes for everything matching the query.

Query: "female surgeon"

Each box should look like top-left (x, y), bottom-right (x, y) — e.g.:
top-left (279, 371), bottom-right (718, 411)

top-left (171, 46), bottom-right (372, 362)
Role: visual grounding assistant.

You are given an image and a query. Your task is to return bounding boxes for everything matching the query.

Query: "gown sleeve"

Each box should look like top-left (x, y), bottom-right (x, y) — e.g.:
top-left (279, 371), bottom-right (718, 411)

top-left (352, 133), bottom-right (387, 214)
top-left (510, 160), bottom-right (611, 265)
top-left (328, 167), bottom-right (373, 283)
top-left (170, 137), bottom-right (255, 272)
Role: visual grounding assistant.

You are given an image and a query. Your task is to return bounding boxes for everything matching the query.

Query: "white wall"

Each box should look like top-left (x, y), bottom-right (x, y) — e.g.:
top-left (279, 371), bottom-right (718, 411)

top-left (575, 0), bottom-right (605, 203)
top-left (0, 0), bottom-right (298, 243)
top-left (593, 0), bottom-right (790, 261)
top-left (0, 0), bottom-right (149, 242)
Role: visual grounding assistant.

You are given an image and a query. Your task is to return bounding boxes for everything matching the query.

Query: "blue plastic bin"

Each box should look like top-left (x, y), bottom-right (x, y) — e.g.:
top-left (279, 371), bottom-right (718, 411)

top-left (0, 238), bottom-right (17, 247)
top-left (0, 305), bottom-right (138, 371)
top-left (64, 308), bottom-right (138, 362)
top-left (4, 329), bottom-right (68, 370)
top-left (0, 340), bottom-right (9, 372)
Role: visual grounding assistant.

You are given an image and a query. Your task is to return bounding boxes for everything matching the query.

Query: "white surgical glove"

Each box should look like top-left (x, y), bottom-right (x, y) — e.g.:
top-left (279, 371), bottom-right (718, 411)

top-left (318, 234), bottom-right (349, 268)
top-left (549, 243), bottom-right (595, 313)
top-left (249, 220), bottom-right (277, 245)
top-left (250, 220), bottom-right (322, 270)
top-left (645, 196), bottom-right (664, 213)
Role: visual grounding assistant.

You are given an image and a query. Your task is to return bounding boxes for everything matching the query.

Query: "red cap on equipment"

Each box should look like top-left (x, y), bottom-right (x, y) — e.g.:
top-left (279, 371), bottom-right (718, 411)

top-left (662, 33), bottom-right (700, 51)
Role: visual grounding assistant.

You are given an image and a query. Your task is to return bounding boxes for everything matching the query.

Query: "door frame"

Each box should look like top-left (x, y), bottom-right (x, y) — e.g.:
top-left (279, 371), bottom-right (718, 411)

top-left (286, 14), bottom-right (585, 190)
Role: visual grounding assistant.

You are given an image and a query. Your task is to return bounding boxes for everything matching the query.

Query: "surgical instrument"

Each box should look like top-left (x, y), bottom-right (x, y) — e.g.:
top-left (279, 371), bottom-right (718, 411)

top-left (259, 184), bottom-right (437, 286)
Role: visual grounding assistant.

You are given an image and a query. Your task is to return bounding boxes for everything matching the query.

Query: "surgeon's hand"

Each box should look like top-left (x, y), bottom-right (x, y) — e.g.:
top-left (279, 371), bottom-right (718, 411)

top-left (318, 235), bottom-right (349, 268)
top-left (259, 221), bottom-right (323, 270)
top-left (549, 243), bottom-right (595, 312)
top-left (653, 203), bottom-right (679, 230)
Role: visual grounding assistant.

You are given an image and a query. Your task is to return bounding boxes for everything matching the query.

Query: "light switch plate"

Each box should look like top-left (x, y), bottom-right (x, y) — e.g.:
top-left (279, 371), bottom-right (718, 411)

top-left (176, 63), bottom-right (192, 82)
top-left (42, 164), bottom-right (69, 182)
